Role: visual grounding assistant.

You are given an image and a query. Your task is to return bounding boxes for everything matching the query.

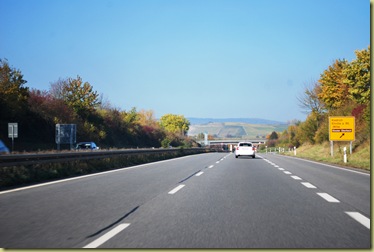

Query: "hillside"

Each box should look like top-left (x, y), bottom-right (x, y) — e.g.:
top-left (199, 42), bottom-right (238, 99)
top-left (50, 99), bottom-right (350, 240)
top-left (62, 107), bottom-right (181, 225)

top-left (187, 117), bottom-right (286, 125)
top-left (187, 120), bottom-right (288, 139)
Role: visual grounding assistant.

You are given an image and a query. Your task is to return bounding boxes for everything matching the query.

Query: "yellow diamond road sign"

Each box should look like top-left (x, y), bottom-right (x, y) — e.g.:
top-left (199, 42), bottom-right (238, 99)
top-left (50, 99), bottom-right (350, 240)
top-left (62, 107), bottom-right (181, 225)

top-left (329, 116), bottom-right (355, 141)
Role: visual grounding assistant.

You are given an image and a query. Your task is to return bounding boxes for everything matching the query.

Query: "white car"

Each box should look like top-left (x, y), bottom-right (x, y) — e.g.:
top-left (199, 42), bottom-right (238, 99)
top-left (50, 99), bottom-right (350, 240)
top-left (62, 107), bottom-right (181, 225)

top-left (235, 142), bottom-right (255, 158)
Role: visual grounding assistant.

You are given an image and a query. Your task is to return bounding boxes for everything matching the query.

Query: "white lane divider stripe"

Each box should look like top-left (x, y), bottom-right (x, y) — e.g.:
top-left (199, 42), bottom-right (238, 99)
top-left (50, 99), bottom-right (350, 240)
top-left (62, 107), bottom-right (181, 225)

top-left (83, 223), bottom-right (130, 248)
top-left (208, 165), bottom-right (214, 169)
top-left (195, 172), bottom-right (204, 176)
top-left (317, 193), bottom-right (340, 203)
top-left (345, 212), bottom-right (370, 229)
top-left (283, 171), bottom-right (292, 175)
top-left (278, 168), bottom-right (285, 171)
top-left (168, 184), bottom-right (185, 194)
top-left (291, 175), bottom-right (302, 180)
top-left (301, 182), bottom-right (317, 189)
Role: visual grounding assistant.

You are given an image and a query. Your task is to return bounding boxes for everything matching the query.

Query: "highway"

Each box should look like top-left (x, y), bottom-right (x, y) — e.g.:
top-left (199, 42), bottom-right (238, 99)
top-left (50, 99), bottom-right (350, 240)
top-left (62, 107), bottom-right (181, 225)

top-left (0, 152), bottom-right (370, 248)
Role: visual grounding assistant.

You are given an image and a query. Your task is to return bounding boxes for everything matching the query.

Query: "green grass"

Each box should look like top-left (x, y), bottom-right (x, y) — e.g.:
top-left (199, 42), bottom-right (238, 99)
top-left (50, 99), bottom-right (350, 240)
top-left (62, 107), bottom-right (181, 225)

top-left (282, 141), bottom-right (370, 171)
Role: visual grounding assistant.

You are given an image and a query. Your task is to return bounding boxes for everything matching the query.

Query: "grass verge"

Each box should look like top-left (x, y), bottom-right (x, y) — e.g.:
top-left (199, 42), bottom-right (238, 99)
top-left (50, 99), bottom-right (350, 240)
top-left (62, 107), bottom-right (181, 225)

top-left (282, 140), bottom-right (370, 171)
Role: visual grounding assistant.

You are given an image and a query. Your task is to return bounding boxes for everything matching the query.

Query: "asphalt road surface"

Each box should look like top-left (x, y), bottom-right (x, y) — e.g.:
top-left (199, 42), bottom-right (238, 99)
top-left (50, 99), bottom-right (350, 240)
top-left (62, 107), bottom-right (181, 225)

top-left (0, 152), bottom-right (370, 248)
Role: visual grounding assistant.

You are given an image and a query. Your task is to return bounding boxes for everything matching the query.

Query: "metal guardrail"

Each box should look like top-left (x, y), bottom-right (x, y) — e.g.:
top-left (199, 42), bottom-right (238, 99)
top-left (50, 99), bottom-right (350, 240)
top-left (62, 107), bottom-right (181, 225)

top-left (0, 148), bottom-right (209, 167)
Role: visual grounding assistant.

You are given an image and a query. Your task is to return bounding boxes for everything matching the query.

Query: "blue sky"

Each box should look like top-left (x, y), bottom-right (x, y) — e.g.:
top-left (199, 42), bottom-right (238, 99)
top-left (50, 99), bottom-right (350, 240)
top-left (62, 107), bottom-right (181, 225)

top-left (0, 0), bottom-right (369, 122)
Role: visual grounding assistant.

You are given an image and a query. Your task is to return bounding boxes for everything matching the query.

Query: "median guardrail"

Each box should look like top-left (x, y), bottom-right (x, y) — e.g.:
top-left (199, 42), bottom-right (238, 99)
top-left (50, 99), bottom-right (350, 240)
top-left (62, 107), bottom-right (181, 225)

top-left (0, 147), bottom-right (213, 189)
top-left (0, 148), bottom-right (209, 167)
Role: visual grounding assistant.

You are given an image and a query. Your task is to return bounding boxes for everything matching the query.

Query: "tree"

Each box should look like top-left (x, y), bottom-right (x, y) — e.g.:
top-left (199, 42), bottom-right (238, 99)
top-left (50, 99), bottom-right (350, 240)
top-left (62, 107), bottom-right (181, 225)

top-left (49, 78), bottom-right (67, 100)
top-left (297, 113), bottom-right (319, 144)
top-left (159, 114), bottom-right (190, 135)
top-left (344, 46), bottom-right (370, 105)
top-left (0, 59), bottom-right (29, 118)
top-left (137, 109), bottom-right (158, 128)
top-left (297, 81), bottom-right (325, 115)
top-left (318, 59), bottom-right (349, 110)
top-left (287, 125), bottom-right (300, 148)
top-left (28, 89), bottom-right (76, 124)
top-left (268, 131), bottom-right (278, 140)
top-left (57, 76), bottom-right (100, 117)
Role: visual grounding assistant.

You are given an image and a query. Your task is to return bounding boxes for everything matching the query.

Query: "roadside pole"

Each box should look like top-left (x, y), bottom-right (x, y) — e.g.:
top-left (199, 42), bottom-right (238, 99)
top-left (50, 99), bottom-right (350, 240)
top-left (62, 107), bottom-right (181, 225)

top-left (344, 147), bottom-right (347, 163)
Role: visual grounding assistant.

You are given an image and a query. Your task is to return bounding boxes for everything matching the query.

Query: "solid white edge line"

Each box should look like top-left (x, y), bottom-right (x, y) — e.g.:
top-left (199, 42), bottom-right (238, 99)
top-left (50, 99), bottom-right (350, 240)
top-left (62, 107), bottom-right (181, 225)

top-left (168, 184), bottom-right (185, 194)
top-left (301, 182), bottom-right (317, 189)
top-left (83, 223), bottom-right (130, 248)
top-left (317, 192), bottom-right (340, 203)
top-left (345, 212), bottom-right (370, 229)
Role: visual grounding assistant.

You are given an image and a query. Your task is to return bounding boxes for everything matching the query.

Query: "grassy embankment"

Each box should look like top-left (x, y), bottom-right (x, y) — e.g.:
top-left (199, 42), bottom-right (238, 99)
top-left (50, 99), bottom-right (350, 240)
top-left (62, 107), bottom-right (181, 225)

top-left (282, 140), bottom-right (370, 171)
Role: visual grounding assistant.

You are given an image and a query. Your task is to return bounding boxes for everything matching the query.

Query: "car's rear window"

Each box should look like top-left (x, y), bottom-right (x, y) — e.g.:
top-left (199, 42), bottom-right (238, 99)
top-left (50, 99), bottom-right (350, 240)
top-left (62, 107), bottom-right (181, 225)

top-left (239, 143), bottom-right (252, 147)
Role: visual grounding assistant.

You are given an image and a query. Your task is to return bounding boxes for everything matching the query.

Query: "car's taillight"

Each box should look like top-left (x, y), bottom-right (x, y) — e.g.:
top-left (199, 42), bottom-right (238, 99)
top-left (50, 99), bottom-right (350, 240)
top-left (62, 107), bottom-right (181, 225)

top-left (252, 147), bottom-right (255, 151)
top-left (236, 147), bottom-right (239, 150)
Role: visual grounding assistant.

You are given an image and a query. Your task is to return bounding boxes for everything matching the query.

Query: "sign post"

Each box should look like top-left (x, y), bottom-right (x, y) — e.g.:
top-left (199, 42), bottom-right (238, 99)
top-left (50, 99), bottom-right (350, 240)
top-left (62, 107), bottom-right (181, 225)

top-left (329, 116), bottom-right (355, 156)
top-left (8, 123), bottom-right (18, 153)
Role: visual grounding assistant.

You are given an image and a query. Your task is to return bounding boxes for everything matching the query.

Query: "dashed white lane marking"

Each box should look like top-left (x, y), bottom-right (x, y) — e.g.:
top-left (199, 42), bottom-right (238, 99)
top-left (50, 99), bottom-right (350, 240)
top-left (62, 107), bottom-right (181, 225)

top-left (291, 175), bottom-right (302, 180)
top-left (345, 212), bottom-right (370, 229)
top-left (216, 161), bottom-right (220, 164)
top-left (208, 165), bottom-right (214, 169)
top-left (317, 193), bottom-right (340, 203)
top-left (83, 223), bottom-right (130, 248)
top-left (168, 184), bottom-right (185, 194)
top-left (301, 182), bottom-right (317, 189)
top-left (263, 157), bottom-right (369, 229)
top-left (195, 172), bottom-right (204, 177)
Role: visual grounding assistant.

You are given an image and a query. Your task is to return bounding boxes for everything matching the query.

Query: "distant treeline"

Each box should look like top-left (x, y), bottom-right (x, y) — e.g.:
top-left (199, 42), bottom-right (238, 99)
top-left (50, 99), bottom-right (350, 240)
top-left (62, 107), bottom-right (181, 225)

top-left (266, 46), bottom-right (370, 150)
top-left (0, 60), bottom-right (193, 151)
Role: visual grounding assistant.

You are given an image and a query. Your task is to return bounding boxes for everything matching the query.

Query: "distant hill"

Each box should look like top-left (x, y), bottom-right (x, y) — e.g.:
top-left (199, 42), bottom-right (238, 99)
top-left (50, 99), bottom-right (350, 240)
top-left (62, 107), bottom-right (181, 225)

top-left (187, 118), bottom-right (289, 138)
top-left (187, 117), bottom-right (286, 125)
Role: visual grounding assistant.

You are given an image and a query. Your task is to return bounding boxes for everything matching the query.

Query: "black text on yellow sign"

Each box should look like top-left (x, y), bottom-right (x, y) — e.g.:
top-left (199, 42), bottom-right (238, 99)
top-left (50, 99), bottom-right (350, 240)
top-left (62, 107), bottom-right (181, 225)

top-left (329, 116), bottom-right (355, 141)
